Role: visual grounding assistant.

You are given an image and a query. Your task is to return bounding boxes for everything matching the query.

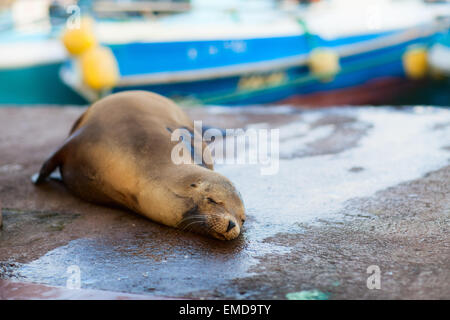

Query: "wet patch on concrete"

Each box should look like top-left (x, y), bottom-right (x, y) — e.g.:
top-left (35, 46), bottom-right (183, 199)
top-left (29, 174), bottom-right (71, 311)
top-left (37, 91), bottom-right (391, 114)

top-left (1, 208), bottom-right (79, 233)
top-left (0, 279), bottom-right (169, 300)
top-left (277, 112), bottom-right (372, 159)
top-left (433, 122), bottom-right (450, 131)
top-left (12, 237), bottom-right (253, 297)
top-left (349, 166), bottom-right (365, 173)
top-left (0, 164), bottom-right (23, 173)
top-left (222, 165), bottom-right (450, 299)
top-left (0, 208), bottom-right (80, 263)
top-left (0, 262), bottom-right (22, 280)
top-left (216, 107), bottom-right (450, 239)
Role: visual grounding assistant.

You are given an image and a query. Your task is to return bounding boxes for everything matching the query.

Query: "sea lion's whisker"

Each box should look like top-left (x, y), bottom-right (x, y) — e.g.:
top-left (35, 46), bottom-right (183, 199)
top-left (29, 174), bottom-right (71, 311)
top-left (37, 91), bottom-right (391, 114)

top-left (181, 218), bottom-right (203, 227)
top-left (179, 219), bottom-right (202, 230)
top-left (179, 216), bottom-right (206, 231)
top-left (183, 220), bottom-right (206, 232)
top-left (178, 215), bottom-right (205, 225)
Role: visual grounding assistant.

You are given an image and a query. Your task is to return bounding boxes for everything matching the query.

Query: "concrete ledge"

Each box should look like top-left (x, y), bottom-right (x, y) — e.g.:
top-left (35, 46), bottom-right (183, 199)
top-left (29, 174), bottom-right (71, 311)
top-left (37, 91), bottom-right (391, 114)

top-left (0, 279), bottom-right (177, 300)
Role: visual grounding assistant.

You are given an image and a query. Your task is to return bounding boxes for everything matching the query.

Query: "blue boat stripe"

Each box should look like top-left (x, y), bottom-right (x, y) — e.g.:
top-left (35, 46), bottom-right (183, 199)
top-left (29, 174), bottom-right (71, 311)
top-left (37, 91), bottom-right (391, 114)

top-left (116, 23), bottom-right (439, 87)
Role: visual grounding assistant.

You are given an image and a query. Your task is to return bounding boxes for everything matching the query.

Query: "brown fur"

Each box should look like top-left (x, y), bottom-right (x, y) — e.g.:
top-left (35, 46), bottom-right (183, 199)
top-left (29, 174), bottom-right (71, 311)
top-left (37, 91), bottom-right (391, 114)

top-left (34, 91), bottom-right (245, 240)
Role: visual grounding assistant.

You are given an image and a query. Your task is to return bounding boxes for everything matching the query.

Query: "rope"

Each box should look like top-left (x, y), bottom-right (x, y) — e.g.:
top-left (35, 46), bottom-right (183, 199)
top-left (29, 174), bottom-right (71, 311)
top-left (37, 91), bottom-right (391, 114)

top-left (195, 46), bottom-right (408, 105)
top-left (296, 17), bottom-right (319, 50)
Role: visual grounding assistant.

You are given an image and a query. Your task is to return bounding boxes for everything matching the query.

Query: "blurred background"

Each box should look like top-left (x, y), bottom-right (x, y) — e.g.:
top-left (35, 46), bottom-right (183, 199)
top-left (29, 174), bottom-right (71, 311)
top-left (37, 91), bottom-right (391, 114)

top-left (0, 0), bottom-right (449, 107)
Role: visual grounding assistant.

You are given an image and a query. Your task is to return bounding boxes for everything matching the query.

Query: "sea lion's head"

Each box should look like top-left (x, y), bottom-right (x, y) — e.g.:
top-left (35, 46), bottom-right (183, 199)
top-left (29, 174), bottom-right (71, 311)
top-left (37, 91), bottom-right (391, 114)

top-left (173, 167), bottom-right (246, 240)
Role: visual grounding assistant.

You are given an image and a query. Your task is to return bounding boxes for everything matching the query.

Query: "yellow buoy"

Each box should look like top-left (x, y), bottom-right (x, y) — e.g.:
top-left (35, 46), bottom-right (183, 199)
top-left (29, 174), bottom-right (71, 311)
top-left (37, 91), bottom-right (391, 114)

top-left (62, 17), bottom-right (97, 55)
top-left (308, 48), bottom-right (340, 81)
top-left (80, 46), bottom-right (120, 90)
top-left (402, 47), bottom-right (428, 79)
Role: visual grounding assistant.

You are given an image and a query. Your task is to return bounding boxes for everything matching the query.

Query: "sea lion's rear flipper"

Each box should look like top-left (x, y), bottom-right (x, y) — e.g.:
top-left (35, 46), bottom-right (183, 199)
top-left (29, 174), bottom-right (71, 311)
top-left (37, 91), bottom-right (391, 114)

top-left (32, 110), bottom-right (88, 185)
top-left (31, 129), bottom-right (81, 185)
top-left (31, 170), bottom-right (62, 184)
top-left (31, 146), bottom-right (65, 185)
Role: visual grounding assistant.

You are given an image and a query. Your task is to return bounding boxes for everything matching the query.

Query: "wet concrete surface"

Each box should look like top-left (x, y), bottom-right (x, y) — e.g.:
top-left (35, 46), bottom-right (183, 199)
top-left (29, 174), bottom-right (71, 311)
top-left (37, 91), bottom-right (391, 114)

top-left (0, 279), bottom-right (170, 300)
top-left (0, 105), bottom-right (449, 299)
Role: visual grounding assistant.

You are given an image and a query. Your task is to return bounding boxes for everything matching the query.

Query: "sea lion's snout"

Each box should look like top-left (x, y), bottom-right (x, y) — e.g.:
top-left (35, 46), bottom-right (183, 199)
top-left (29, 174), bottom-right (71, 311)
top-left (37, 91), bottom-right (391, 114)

top-left (224, 219), bottom-right (240, 240)
top-left (178, 206), bottom-right (243, 241)
top-left (226, 220), bottom-right (236, 232)
top-left (200, 177), bottom-right (245, 241)
top-left (207, 213), bottom-right (241, 241)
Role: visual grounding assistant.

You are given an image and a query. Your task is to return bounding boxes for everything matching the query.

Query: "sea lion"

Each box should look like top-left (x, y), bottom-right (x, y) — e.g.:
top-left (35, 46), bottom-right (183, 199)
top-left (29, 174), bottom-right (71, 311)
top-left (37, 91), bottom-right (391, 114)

top-left (33, 91), bottom-right (245, 240)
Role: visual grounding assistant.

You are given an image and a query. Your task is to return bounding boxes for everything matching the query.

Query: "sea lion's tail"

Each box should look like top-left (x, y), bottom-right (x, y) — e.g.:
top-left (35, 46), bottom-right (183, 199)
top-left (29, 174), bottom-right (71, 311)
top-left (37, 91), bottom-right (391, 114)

top-left (32, 151), bottom-right (63, 185)
top-left (31, 169), bottom-right (63, 185)
top-left (32, 126), bottom-right (84, 185)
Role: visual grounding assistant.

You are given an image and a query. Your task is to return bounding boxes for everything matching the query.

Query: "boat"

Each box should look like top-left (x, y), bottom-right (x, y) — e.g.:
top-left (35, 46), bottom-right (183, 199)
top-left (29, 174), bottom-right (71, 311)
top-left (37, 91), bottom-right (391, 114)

top-left (410, 23), bottom-right (450, 106)
top-left (1, 0), bottom-right (449, 106)
top-left (429, 27), bottom-right (450, 77)
top-left (0, 0), bottom-right (85, 104)
top-left (0, 0), bottom-right (191, 105)
top-left (92, 0), bottom-right (191, 18)
top-left (60, 0), bottom-right (450, 107)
